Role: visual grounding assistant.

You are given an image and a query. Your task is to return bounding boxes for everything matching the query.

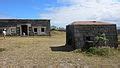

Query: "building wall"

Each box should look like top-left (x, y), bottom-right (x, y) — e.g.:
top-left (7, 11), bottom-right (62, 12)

top-left (0, 19), bottom-right (50, 36)
top-left (66, 24), bottom-right (118, 49)
top-left (32, 26), bottom-right (47, 35)
top-left (66, 25), bottom-right (75, 48)
top-left (6, 27), bottom-right (16, 35)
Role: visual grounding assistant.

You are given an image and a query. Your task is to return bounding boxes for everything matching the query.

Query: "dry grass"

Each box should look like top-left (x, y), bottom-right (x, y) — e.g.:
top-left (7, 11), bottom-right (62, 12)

top-left (0, 31), bottom-right (119, 68)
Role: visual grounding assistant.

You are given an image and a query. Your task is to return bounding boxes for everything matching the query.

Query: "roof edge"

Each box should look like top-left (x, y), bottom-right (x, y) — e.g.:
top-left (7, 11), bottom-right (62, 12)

top-left (69, 21), bottom-right (116, 25)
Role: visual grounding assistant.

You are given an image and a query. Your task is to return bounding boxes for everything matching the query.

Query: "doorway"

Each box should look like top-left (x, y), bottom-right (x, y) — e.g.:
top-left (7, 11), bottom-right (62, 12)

top-left (21, 25), bottom-right (28, 35)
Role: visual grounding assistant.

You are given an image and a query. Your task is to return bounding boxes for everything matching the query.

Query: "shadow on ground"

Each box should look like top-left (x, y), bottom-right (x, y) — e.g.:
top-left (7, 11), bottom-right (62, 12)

top-left (50, 45), bottom-right (74, 52)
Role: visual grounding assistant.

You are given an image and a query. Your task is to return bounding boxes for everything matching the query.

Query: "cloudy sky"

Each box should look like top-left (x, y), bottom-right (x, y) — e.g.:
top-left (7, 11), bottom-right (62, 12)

top-left (0, 0), bottom-right (120, 27)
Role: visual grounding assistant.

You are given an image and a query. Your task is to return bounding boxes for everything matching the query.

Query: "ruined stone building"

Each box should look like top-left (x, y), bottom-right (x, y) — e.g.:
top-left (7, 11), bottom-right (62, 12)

top-left (0, 19), bottom-right (50, 36)
top-left (66, 21), bottom-right (118, 49)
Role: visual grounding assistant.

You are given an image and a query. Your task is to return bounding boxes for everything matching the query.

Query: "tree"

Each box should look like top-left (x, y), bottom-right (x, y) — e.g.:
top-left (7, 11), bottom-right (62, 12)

top-left (51, 25), bottom-right (58, 30)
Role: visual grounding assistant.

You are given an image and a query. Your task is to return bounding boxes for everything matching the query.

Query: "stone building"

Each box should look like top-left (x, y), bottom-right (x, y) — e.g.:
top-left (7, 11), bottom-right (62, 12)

top-left (0, 19), bottom-right (50, 36)
top-left (66, 21), bottom-right (118, 49)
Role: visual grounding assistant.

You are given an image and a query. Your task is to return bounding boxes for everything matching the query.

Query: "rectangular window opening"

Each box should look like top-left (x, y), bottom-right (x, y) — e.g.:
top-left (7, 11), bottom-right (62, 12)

top-left (34, 28), bottom-right (37, 32)
top-left (41, 28), bottom-right (45, 32)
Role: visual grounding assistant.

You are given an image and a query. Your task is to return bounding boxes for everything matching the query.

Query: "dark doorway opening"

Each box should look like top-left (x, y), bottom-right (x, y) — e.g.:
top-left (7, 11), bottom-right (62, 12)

top-left (21, 25), bottom-right (28, 35)
top-left (86, 36), bottom-right (91, 41)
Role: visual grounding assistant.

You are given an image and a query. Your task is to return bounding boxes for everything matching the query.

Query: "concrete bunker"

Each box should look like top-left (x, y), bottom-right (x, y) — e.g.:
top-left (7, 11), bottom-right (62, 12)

top-left (66, 21), bottom-right (118, 49)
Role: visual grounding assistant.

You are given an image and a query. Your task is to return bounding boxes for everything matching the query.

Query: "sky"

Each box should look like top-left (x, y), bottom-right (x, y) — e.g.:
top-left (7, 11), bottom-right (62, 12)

top-left (0, 0), bottom-right (120, 27)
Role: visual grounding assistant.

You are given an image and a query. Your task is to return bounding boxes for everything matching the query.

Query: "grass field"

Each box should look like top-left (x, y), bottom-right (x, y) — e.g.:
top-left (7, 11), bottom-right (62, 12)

top-left (0, 31), bottom-right (119, 68)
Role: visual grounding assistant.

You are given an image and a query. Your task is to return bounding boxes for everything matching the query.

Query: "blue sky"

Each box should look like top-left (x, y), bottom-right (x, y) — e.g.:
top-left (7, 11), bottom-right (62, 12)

top-left (0, 0), bottom-right (120, 27)
top-left (0, 0), bottom-right (61, 18)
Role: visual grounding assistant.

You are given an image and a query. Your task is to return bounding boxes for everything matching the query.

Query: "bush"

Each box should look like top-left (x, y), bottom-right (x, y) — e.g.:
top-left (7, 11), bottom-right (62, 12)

top-left (0, 48), bottom-right (6, 52)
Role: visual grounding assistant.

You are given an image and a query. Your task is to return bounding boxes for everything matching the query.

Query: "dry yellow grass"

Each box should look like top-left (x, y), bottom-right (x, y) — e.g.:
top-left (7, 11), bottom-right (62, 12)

top-left (0, 31), bottom-right (119, 68)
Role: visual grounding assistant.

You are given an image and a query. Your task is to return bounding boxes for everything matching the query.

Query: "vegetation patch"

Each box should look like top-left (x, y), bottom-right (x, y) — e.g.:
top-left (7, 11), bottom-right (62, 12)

top-left (73, 47), bottom-right (119, 57)
top-left (73, 33), bottom-right (120, 57)
top-left (86, 47), bottom-right (115, 56)
top-left (0, 48), bottom-right (6, 52)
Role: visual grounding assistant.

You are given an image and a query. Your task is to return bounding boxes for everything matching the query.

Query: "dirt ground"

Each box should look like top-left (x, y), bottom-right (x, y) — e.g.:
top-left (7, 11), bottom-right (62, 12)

top-left (0, 31), bottom-right (119, 68)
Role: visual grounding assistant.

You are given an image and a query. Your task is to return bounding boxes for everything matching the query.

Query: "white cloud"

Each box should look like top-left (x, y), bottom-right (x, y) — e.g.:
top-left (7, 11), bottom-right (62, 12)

top-left (40, 0), bottom-right (120, 27)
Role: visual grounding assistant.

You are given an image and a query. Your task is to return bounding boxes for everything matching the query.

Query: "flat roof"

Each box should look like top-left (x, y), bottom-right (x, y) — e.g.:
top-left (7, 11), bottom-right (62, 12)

top-left (70, 21), bottom-right (115, 25)
top-left (0, 19), bottom-right (50, 21)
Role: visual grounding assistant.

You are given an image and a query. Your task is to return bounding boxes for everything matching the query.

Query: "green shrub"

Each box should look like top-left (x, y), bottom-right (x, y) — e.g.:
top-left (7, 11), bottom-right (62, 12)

top-left (86, 47), bottom-right (98, 55)
top-left (0, 48), bottom-right (6, 52)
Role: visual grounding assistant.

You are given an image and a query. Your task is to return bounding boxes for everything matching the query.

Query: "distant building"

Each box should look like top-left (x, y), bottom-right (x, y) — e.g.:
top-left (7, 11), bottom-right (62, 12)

top-left (0, 19), bottom-right (50, 36)
top-left (66, 21), bottom-right (118, 49)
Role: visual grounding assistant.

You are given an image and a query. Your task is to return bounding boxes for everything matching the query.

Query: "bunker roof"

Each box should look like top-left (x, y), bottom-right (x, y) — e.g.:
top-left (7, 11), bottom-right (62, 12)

top-left (70, 21), bottom-right (115, 25)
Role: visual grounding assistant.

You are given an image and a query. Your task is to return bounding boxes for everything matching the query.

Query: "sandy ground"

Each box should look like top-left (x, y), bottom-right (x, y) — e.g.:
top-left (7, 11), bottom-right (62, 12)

top-left (0, 31), bottom-right (119, 68)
